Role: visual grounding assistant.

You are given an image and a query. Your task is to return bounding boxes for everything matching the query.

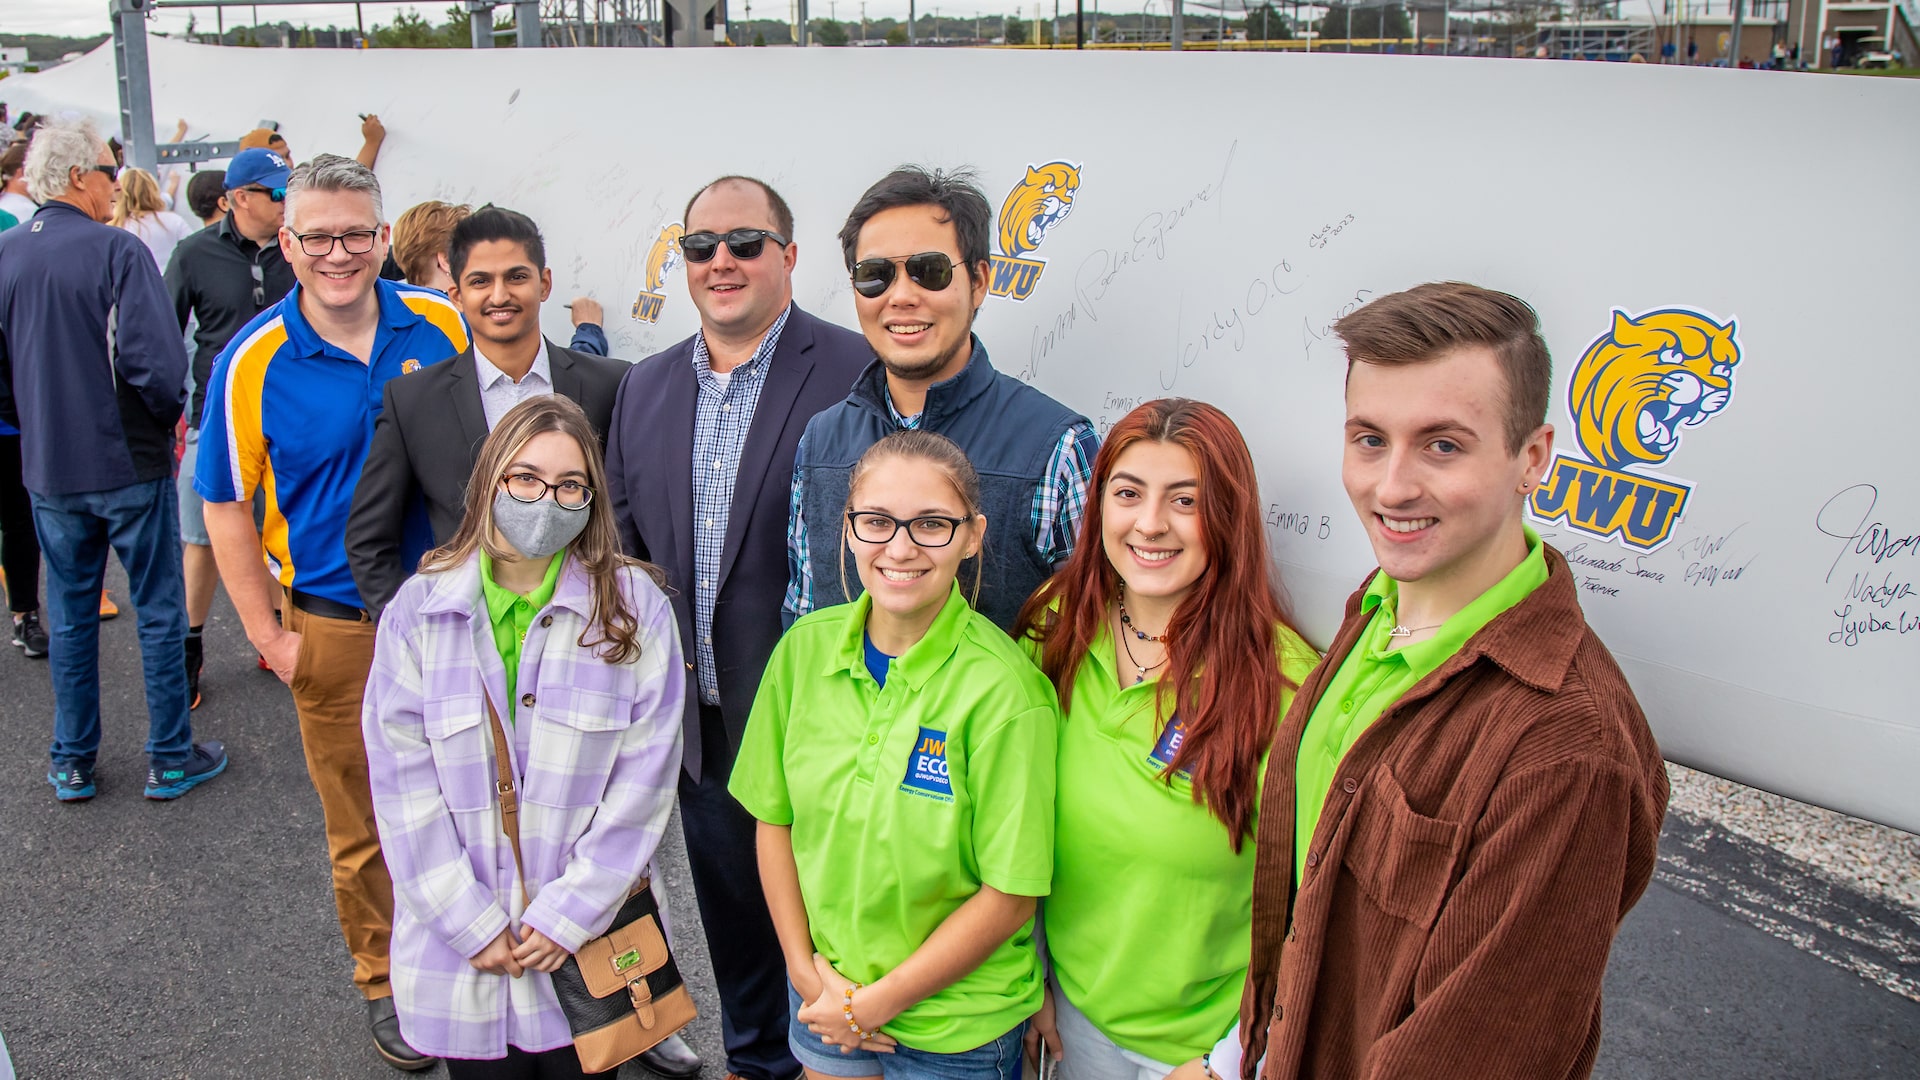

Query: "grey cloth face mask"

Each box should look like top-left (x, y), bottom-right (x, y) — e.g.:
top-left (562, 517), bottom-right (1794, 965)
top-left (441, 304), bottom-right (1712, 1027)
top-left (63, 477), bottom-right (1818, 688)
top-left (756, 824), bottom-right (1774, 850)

top-left (492, 490), bottom-right (591, 559)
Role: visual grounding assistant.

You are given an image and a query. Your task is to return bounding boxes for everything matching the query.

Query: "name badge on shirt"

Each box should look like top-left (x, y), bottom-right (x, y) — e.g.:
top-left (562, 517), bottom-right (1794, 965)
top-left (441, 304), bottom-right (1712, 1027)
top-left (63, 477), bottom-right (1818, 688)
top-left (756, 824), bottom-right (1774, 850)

top-left (1147, 715), bottom-right (1193, 780)
top-left (900, 726), bottom-right (954, 803)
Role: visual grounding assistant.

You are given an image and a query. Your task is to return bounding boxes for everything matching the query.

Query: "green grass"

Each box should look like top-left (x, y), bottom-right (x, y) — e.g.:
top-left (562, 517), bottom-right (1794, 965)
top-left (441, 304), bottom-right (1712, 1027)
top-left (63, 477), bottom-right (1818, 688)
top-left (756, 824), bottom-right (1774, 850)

top-left (1833, 66), bottom-right (1920, 77)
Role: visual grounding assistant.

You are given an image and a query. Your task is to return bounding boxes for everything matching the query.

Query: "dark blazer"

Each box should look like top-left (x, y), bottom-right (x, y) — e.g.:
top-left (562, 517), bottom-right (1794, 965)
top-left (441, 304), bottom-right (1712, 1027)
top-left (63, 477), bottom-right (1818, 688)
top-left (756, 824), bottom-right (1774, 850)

top-left (604, 303), bottom-right (869, 782)
top-left (346, 340), bottom-right (627, 617)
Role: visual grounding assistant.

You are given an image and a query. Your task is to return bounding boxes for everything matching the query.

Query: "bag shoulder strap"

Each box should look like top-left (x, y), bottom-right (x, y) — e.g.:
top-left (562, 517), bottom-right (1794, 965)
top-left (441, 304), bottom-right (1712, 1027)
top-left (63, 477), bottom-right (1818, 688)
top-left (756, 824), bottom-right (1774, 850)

top-left (484, 694), bottom-right (527, 891)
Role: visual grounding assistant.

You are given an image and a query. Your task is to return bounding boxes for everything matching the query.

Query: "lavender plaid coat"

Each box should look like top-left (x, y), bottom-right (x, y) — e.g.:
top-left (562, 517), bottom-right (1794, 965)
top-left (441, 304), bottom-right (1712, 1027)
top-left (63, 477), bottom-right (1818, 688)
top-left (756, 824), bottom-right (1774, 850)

top-left (363, 553), bottom-right (685, 1060)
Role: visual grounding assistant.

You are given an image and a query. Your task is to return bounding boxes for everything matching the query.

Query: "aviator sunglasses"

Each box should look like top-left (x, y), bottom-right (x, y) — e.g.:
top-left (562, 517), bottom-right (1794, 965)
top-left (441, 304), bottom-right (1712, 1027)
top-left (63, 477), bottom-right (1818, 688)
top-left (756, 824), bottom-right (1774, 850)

top-left (679, 228), bottom-right (789, 263)
top-left (849, 252), bottom-right (966, 299)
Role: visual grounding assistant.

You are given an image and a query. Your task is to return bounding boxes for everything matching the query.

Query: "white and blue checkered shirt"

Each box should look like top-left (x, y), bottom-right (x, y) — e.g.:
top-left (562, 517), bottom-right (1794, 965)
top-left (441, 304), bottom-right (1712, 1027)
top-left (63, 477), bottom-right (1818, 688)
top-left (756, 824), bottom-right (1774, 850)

top-left (690, 305), bottom-right (790, 704)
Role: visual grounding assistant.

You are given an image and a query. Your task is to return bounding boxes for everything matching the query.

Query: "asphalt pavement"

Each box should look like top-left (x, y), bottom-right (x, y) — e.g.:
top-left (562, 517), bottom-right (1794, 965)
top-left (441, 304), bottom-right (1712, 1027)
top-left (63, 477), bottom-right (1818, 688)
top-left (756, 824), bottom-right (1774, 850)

top-left (0, 567), bottom-right (1914, 1079)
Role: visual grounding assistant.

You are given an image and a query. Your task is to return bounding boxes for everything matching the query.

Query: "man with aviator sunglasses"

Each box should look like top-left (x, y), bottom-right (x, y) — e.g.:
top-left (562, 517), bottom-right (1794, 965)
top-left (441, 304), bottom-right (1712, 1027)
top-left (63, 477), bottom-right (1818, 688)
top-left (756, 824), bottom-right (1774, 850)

top-left (604, 174), bottom-right (870, 1080)
top-left (784, 165), bottom-right (1098, 633)
top-left (165, 147), bottom-right (298, 709)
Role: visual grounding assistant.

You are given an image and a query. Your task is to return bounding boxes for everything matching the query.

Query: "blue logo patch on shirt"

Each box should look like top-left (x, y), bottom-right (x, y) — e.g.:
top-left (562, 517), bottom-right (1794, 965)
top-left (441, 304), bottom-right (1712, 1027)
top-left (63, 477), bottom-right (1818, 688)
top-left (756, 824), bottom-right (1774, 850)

top-left (900, 726), bottom-right (954, 802)
top-left (1147, 715), bottom-right (1193, 780)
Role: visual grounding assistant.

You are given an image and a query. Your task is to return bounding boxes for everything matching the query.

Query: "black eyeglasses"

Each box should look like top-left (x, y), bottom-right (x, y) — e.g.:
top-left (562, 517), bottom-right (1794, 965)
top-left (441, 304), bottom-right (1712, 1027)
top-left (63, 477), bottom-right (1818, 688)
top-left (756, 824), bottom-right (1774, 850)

top-left (249, 261), bottom-right (265, 307)
top-left (678, 228), bottom-right (789, 263)
top-left (292, 229), bottom-right (379, 257)
top-left (500, 473), bottom-right (594, 510)
top-left (845, 511), bottom-right (970, 548)
top-left (238, 184), bottom-right (286, 203)
top-left (849, 252), bottom-right (965, 299)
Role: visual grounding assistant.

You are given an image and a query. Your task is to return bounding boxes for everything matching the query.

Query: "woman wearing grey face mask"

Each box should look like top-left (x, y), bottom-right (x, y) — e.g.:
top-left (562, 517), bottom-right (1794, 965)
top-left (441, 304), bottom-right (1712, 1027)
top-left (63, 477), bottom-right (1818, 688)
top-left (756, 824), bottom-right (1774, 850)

top-left (362, 395), bottom-right (686, 1080)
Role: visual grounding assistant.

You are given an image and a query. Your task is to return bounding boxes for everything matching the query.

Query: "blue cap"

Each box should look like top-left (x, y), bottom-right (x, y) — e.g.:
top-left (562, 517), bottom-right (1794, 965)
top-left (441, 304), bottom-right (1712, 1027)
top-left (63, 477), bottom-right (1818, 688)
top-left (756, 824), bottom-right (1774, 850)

top-left (225, 148), bottom-right (291, 192)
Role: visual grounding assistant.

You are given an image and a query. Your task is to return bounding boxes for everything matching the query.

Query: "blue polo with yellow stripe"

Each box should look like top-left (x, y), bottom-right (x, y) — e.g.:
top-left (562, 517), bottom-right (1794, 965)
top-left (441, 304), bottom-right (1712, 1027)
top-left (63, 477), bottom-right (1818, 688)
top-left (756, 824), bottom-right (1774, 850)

top-left (195, 277), bottom-right (468, 609)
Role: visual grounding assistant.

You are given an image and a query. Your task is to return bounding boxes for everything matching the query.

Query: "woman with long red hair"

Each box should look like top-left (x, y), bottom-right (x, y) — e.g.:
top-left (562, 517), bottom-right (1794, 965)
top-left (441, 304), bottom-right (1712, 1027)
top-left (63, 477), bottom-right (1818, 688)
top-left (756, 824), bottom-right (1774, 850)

top-left (1014, 398), bottom-right (1318, 1080)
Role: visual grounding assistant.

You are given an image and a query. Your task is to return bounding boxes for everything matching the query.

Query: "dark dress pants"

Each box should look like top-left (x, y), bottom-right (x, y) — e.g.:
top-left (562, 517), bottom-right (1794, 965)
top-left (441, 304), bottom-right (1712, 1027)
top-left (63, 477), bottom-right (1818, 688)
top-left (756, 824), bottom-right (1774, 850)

top-left (681, 702), bottom-right (802, 1080)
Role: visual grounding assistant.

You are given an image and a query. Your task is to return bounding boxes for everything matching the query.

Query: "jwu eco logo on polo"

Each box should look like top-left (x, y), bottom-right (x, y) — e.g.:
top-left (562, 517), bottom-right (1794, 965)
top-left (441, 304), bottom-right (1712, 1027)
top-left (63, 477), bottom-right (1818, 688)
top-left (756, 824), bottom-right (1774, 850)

top-left (900, 726), bottom-right (953, 802)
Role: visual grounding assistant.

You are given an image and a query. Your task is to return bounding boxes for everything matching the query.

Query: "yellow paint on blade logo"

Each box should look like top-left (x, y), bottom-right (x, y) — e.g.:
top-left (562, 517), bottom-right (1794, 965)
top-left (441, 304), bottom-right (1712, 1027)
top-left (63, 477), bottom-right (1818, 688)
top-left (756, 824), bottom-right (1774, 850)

top-left (1528, 307), bottom-right (1742, 551)
top-left (401, 358), bottom-right (421, 374)
top-left (988, 161), bottom-right (1081, 302)
top-left (631, 222), bottom-right (685, 324)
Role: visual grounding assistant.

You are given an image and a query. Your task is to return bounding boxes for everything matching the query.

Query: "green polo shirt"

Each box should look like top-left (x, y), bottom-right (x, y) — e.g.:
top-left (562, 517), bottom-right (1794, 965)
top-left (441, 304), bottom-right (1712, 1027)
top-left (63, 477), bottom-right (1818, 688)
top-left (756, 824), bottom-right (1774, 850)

top-left (1295, 526), bottom-right (1548, 884)
top-left (730, 583), bottom-right (1060, 1053)
top-left (479, 551), bottom-right (564, 724)
top-left (1042, 622), bottom-right (1320, 1064)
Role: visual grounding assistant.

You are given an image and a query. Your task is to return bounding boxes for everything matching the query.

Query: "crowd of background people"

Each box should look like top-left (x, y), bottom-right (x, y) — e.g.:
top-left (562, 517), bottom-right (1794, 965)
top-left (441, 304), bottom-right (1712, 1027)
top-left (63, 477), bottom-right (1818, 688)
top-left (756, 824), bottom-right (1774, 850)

top-left (0, 110), bottom-right (1669, 1080)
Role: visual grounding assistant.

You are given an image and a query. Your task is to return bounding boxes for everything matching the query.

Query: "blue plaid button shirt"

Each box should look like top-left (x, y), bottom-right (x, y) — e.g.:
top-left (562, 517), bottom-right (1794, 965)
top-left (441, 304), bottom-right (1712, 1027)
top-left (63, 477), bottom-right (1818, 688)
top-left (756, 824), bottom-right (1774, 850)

top-left (691, 305), bottom-right (790, 704)
top-left (782, 394), bottom-right (1098, 620)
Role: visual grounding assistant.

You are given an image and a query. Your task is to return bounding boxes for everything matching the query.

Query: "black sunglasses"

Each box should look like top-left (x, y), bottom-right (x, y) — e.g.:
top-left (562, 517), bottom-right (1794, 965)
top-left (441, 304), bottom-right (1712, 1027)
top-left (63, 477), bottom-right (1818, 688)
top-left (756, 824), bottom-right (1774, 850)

top-left (249, 261), bottom-right (265, 308)
top-left (238, 184), bottom-right (286, 203)
top-left (849, 252), bottom-right (966, 299)
top-left (679, 228), bottom-right (789, 263)
top-left (81, 164), bottom-right (117, 180)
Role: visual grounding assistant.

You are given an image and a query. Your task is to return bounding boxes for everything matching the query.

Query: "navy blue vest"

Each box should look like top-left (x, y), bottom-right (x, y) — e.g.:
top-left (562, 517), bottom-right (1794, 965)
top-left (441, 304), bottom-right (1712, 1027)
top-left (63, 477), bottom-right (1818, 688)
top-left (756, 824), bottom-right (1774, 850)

top-left (797, 340), bottom-right (1089, 632)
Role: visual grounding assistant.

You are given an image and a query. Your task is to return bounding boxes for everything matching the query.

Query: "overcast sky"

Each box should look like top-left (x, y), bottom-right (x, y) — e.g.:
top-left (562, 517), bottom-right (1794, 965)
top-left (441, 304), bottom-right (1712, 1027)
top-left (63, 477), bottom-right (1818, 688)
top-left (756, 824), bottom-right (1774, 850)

top-left (7, 0), bottom-right (1176, 40)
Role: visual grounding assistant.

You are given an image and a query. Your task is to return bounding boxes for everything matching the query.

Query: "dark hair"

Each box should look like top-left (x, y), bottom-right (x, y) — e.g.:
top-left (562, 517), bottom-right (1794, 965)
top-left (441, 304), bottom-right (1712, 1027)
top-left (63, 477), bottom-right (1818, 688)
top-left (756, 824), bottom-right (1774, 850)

top-left (837, 165), bottom-right (992, 273)
top-left (447, 205), bottom-right (546, 281)
top-left (186, 170), bottom-right (227, 221)
top-left (683, 175), bottom-right (794, 238)
top-left (0, 141), bottom-right (26, 182)
top-left (1333, 281), bottom-right (1551, 455)
top-left (1017, 399), bottom-right (1300, 851)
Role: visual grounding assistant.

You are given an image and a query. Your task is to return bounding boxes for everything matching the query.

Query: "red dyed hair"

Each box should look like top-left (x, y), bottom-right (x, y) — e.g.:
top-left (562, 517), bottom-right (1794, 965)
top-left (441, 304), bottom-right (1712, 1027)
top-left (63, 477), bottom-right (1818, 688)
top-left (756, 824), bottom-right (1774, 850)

top-left (1016, 398), bottom-right (1299, 851)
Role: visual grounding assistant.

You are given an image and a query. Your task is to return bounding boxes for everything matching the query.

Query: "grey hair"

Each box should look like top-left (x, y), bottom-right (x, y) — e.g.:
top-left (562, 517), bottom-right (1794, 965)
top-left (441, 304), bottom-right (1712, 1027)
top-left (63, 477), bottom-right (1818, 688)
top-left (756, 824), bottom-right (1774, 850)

top-left (284, 152), bottom-right (384, 229)
top-left (23, 117), bottom-right (106, 204)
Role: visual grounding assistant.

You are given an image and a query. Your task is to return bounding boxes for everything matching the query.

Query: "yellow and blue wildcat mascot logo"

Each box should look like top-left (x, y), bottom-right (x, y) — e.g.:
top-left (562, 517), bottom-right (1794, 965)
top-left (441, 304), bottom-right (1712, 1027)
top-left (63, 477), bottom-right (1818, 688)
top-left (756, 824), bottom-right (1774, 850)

top-left (988, 162), bottom-right (1081, 302)
top-left (1528, 307), bottom-right (1741, 551)
top-left (630, 222), bottom-right (685, 324)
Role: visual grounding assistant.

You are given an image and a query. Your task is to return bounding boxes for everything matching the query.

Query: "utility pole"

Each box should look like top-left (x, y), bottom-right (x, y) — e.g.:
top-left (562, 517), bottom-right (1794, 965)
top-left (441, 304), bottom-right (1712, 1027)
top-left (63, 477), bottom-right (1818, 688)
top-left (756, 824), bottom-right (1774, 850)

top-left (909, 0), bottom-right (916, 41)
top-left (1075, 0), bottom-right (1082, 46)
top-left (1170, 0), bottom-right (1182, 48)
top-left (1728, 0), bottom-right (1745, 64)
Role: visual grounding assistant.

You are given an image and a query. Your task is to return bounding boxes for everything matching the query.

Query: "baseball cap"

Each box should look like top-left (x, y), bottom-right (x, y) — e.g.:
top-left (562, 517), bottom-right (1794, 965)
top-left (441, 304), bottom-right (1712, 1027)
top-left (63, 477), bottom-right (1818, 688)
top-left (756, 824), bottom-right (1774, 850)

top-left (226, 148), bottom-right (291, 193)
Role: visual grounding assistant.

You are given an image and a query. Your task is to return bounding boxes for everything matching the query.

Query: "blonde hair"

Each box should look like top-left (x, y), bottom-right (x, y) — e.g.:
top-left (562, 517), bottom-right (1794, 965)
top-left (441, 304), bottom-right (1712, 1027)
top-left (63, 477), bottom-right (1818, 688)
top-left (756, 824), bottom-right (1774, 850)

top-left (392, 200), bottom-right (473, 285)
top-left (111, 167), bottom-right (167, 227)
top-left (420, 396), bottom-right (661, 666)
top-left (838, 430), bottom-right (987, 609)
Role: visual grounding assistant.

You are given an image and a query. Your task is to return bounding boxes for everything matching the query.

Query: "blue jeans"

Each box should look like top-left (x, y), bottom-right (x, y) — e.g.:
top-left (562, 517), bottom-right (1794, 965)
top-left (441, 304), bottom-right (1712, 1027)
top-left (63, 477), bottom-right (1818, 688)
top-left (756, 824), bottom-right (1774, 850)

top-left (30, 477), bottom-right (193, 767)
top-left (787, 983), bottom-right (1028, 1080)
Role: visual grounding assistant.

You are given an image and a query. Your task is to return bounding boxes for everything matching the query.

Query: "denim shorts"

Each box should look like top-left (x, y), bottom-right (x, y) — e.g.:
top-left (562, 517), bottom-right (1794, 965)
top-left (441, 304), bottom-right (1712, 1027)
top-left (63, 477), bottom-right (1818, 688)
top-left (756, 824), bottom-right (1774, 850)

top-left (787, 983), bottom-right (1028, 1080)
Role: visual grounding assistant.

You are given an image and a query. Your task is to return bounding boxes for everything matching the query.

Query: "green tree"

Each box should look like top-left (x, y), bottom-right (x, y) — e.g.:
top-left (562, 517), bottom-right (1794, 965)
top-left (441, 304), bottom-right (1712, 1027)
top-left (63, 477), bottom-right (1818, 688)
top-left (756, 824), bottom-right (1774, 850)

top-left (812, 18), bottom-right (849, 44)
top-left (371, 8), bottom-right (446, 47)
top-left (885, 24), bottom-right (908, 44)
top-left (1320, 3), bottom-right (1409, 46)
top-left (442, 5), bottom-right (474, 46)
top-left (301, 26), bottom-right (317, 46)
top-left (753, 31), bottom-right (767, 45)
top-left (1003, 17), bottom-right (1028, 43)
top-left (1240, 3), bottom-right (1292, 39)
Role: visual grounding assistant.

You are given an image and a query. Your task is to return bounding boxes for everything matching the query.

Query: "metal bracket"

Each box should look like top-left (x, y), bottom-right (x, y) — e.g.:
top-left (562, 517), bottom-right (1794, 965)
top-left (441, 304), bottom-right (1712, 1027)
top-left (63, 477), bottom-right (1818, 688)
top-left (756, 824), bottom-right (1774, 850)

top-left (155, 139), bottom-right (242, 167)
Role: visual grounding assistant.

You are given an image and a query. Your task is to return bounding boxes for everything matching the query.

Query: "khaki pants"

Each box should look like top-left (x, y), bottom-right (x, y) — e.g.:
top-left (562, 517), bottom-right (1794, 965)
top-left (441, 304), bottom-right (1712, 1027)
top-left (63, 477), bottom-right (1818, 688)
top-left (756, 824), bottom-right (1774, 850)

top-left (285, 597), bottom-right (393, 1000)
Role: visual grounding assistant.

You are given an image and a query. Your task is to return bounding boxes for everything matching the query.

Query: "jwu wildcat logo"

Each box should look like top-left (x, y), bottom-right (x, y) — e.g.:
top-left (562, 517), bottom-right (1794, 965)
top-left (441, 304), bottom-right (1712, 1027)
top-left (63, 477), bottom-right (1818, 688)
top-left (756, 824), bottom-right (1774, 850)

top-left (1527, 307), bottom-right (1742, 551)
top-left (630, 222), bottom-right (685, 324)
top-left (988, 162), bottom-right (1081, 301)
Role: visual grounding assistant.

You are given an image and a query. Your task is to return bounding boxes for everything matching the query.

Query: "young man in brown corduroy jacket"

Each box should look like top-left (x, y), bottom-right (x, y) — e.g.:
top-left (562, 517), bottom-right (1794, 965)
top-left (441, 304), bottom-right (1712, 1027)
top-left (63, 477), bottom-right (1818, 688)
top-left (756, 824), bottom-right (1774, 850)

top-left (1227, 282), bottom-right (1669, 1080)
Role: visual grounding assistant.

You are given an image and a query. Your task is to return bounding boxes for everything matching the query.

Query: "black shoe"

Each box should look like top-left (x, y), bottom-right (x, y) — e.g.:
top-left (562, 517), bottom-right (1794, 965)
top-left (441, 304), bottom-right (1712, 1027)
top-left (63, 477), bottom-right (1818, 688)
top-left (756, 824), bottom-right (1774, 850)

top-left (144, 741), bottom-right (228, 800)
top-left (368, 996), bottom-right (437, 1072)
top-left (185, 633), bottom-right (203, 709)
top-left (11, 611), bottom-right (48, 658)
top-left (48, 760), bottom-right (96, 802)
top-left (636, 1034), bottom-right (703, 1078)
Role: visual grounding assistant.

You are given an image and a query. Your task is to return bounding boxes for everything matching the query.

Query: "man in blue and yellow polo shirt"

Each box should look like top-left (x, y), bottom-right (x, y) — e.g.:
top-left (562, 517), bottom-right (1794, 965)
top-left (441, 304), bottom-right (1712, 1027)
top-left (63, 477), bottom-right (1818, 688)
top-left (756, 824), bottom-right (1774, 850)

top-left (196, 153), bottom-right (466, 1073)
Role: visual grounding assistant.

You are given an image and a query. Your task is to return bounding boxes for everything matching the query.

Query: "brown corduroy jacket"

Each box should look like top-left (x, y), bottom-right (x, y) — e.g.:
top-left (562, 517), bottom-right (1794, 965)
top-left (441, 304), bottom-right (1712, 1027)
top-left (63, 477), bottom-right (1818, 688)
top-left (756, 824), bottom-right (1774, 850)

top-left (1237, 545), bottom-right (1668, 1080)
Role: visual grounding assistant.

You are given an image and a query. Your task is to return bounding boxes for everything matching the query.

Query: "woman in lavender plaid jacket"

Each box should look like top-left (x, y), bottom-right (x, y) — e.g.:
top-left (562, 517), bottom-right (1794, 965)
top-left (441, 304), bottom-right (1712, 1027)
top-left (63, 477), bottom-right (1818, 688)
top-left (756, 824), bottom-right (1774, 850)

top-left (363, 396), bottom-right (685, 1079)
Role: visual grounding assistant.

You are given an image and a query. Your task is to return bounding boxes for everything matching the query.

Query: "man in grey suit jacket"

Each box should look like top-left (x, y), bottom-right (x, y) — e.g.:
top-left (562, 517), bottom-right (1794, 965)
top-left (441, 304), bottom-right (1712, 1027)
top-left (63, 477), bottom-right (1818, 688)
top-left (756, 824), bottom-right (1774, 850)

top-left (604, 176), bottom-right (869, 1080)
